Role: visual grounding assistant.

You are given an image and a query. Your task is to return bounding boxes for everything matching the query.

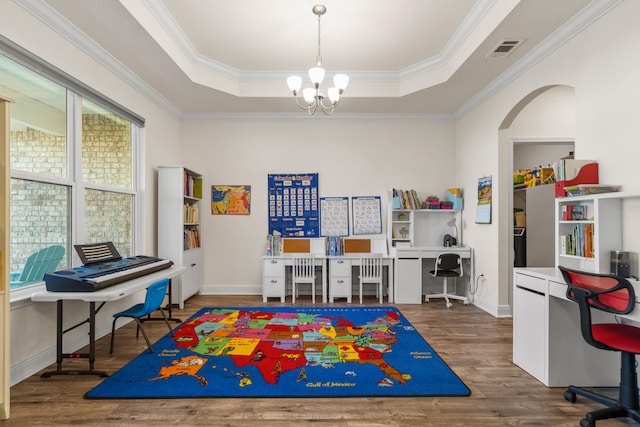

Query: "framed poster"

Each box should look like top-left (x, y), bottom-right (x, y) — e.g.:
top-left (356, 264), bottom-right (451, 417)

top-left (352, 196), bottom-right (382, 235)
top-left (211, 185), bottom-right (251, 215)
top-left (268, 173), bottom-right (319, 237)
top-left (320, 197), bottom-right (349, 236)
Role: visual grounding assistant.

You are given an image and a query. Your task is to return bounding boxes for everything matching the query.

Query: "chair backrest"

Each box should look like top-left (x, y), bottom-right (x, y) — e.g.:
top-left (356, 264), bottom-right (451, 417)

top-left (16, 245), bottom-right (65, 283)
top-left (360, 254), bottom-right (383, 280)
top-left (435, 253), bottom-right (462, 277)
top-left (559, 265), bottom-right (635, 349)
top-left (142, 279), bottom-right (170, 315)
top-left (291, 254), bottom-right (316, 280)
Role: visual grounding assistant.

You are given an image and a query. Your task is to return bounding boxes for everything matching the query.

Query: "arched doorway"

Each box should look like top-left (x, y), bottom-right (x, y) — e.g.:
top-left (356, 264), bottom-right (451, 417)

top-left (498, 85), bottom-right (575, 310)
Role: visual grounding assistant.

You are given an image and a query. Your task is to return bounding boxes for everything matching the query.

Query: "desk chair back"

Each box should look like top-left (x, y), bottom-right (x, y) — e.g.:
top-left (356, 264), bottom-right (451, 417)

top-left (291, 254), bottom-right (317, 304)
top-left (558, 265), bottom-right (640, 426)
top-left (428, 253), bottom-right (464, 308)
top-left (433, 253), bottom-right (463, 278)
top-left (110, 278), bottom-right (173, 353)
top-left (11, 245), bottom-right (65, 286)
top-left (359, 254), bottom-right (383, 304)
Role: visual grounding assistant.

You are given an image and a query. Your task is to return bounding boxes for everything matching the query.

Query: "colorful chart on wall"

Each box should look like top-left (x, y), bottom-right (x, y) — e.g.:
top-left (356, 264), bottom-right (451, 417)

top-left (475, 175), bottom-right (492, 224)
top-left (268, 173), bottom-right (319, 237)
top-left (352, 196), bottom-right (382, 235)
top-left (211, 185), bottom-right (251, 215)
top-left (320, 197), bottom-right (349, 236)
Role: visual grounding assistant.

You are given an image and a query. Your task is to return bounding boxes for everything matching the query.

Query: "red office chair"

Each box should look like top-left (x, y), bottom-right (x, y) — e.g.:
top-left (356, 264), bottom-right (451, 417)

top-left (559, 266), bottom-right (640, 427)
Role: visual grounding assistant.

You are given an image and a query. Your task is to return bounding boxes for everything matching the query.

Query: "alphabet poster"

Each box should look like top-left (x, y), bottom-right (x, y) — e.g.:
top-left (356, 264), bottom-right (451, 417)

top-left (352, 196), bottom-right (382, 235)
top-left (320, 197), bottom-right (349, 236)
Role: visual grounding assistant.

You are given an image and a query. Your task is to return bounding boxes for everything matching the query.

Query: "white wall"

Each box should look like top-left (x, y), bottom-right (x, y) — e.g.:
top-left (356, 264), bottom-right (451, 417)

top-left (1, 1), bottom-right (182, 384)
top-left (181, 118), bottom-right (456, 292)
top-left (457, 0), bottom-right (640, 316)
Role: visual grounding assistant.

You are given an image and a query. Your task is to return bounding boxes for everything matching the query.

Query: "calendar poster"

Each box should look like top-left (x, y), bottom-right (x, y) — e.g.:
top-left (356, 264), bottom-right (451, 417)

top-left (268, 173), bottom-right (319, 237)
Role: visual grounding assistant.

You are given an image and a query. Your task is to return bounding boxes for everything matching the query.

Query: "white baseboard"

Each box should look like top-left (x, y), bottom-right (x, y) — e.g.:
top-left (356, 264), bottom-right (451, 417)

top-left (200, 284), bottom-right (261, 295)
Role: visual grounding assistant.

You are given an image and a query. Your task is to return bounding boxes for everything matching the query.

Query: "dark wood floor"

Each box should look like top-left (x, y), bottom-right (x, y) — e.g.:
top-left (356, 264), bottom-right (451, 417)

top-left (4, 294), bottom-right (636, 426)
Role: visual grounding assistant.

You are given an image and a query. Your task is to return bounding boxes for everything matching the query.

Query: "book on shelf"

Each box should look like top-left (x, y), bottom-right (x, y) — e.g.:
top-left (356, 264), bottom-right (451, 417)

top-left (183, 227), bottom-right (200, 250)
top-left (184, 203), bottom-right (199, 223)
top-left (561, 223), bottom-right (593, 257)
top-left (266, 234), bottom-right (282, 256)
top-left (391, 188), bottom-right (421, 210)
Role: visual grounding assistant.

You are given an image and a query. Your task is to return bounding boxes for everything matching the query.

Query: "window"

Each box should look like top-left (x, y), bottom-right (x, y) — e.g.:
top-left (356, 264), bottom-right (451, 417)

top-left (0, 49), bottom-right (143, 293)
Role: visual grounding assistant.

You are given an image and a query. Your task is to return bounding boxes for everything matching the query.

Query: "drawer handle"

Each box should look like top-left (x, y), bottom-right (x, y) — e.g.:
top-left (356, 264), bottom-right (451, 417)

top-left (191, 263), bottom-right (196, 267)
top-left (270, 279), bottom-right (278, 283)
top-left (337, 279), bottom-right (344, 283)
top-left (270, 260), bottom-right (278, 264)
top-left (337, 260), bottom-right (344, 264)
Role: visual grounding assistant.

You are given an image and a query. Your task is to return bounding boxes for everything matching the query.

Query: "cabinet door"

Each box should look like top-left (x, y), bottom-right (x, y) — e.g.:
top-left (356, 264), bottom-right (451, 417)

top-left (395, 258), bottom-right (422, 303)
top-left (513, 277), bottom-right (547, 383)
top-left (172, 249), bottom-right (202, 307)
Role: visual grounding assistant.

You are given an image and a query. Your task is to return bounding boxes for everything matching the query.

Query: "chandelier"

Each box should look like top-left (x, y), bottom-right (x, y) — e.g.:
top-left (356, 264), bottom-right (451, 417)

top-left (286, 5), bottom-right (349, 115)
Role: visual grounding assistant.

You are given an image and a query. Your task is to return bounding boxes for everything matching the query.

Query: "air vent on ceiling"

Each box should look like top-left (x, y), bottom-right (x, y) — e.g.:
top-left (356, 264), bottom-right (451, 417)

top-left (487, 39), bottom-right (525, 57)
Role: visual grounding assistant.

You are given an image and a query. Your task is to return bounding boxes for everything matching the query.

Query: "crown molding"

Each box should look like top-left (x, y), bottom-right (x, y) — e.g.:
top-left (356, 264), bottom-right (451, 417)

top-left (14, 0), bottom-right (182, 118)
top-left (180, 112), bottom-right (455, 122)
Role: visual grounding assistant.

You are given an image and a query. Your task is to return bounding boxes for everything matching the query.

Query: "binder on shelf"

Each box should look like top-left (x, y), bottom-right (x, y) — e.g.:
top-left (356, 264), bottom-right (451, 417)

top-left (445, 188), bottom-right (463, 210)
top-left (555, 161), bottom-right (598, 197)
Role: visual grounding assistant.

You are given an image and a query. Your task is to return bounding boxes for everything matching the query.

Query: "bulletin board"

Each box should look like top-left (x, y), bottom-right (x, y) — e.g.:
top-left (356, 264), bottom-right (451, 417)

top-left (268, 173), bottom-right (319, 237)
top-left (320, 197), bottom-right (349, 236)
top-left (352, 196), bottom-right (382, 235)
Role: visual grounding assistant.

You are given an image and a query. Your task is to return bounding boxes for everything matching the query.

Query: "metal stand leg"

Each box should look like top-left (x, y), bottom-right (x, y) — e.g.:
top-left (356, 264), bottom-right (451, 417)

top-left (41, 301), bottom-right (108, 378)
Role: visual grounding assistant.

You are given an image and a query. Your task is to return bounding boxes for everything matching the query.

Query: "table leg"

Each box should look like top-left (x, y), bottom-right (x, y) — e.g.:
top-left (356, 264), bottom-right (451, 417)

top-left (41, 301), bottom-right (108, 378)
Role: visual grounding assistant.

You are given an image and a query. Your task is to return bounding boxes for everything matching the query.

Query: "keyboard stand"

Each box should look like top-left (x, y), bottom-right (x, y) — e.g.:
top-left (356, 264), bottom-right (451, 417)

top-left (32, 266), bottom-right (186, 377)
top-left (41, 300), bottom-right (109, 378)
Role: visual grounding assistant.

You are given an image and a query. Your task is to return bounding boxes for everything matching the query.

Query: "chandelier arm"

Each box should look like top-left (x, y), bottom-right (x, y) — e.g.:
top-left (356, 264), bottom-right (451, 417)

top-left (318, 96), bottom-right (338, 112)
top-left (292, 95), bottom-right (313, 111)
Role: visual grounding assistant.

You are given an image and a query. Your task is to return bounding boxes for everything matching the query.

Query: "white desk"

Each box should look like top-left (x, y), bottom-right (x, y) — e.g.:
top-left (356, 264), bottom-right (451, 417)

top-left (31, 265), bottom-right (186, 377)
top-left (262, 255), bottom-right (327, 303)
top-left (394, 245), bottom-right (473, 304)
top-left (513, 267), bottom-right (640, 387)
top-left (326, 255), bottom-right (395, 303)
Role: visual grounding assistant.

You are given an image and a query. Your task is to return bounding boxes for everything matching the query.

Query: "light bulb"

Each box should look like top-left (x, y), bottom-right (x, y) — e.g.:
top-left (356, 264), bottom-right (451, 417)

top-left (287, 75), bottom-right (302, 93)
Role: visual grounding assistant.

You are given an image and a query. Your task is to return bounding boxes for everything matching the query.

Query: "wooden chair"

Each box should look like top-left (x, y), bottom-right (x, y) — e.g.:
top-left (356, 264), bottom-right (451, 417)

top-left (359, 254), bottom-right (383, 304)
top-left (291, 254), bottom-right (317, 304)
top-left (10, 245), bottom-right (65, 288)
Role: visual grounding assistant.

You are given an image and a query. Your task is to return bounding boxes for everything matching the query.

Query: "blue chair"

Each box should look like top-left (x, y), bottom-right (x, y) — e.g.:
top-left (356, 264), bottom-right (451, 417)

top-left (109, 278), bottom-right (173, 354)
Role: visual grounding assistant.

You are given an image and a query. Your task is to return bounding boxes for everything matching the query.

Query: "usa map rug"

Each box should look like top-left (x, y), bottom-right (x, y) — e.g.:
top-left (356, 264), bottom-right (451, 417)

top-left (86, 306), bottom-right (470, 398)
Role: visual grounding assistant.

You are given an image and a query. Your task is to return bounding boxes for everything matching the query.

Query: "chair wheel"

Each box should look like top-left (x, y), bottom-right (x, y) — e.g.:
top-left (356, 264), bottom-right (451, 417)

top-left (579, 419), bottom-right (594, 427)
top-left (564, 390), bottom-right (576, 403)
top-left (446, 302), bottom-right (452, 308)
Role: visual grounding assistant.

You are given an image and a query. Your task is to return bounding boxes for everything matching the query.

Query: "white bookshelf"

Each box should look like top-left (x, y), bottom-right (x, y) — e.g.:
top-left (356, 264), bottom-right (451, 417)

top-left (158, 166), bottom-right (203, 308)
top-left (555, 192), bottom-right (639, 273)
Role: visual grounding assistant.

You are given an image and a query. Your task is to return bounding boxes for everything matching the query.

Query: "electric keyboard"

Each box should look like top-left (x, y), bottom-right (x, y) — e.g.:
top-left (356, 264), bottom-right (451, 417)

top-left (43, 242), bottom-right (173, 292)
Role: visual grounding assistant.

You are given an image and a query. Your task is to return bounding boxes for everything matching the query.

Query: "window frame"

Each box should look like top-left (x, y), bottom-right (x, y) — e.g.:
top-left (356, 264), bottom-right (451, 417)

top-left (3, 46), bottom-right (145, 303)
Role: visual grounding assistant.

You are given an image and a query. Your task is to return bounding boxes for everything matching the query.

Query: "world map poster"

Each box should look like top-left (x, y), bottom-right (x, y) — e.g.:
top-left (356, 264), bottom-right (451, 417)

top-left (211, 185), bottom-right (251, 215)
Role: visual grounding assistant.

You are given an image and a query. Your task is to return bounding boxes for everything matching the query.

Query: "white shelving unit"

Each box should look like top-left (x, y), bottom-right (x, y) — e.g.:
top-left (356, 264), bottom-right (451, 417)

top-left (555, 192), bottom-right (639, 273)
top-left (388, 208), bottom-right (462, 252)
top-left (158, 166), bottom-right (203, 308)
